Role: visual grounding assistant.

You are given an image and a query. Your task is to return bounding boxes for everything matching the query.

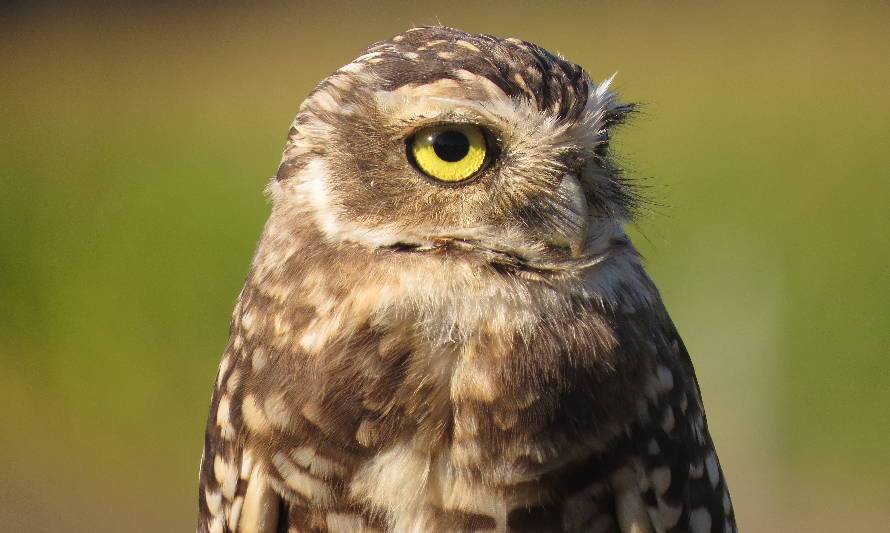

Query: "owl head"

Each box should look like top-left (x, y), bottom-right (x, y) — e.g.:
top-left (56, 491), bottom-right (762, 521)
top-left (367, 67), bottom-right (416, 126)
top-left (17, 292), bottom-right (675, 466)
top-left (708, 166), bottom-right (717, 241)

top-left (270, 27), bottom-right (636, 274)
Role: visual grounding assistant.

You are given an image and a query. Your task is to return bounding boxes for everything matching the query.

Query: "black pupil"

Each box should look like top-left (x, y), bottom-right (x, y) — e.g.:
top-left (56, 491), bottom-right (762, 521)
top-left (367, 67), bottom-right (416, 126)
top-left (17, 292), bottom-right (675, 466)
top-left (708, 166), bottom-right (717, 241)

top-left (431, 130), bottom-right (470, 162)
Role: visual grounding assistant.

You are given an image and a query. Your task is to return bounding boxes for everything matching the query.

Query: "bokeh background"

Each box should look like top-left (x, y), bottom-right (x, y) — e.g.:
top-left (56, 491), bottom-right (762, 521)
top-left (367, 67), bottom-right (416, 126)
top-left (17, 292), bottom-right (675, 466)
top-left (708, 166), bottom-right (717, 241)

top-left (2, 1), bottom-right (888, 531)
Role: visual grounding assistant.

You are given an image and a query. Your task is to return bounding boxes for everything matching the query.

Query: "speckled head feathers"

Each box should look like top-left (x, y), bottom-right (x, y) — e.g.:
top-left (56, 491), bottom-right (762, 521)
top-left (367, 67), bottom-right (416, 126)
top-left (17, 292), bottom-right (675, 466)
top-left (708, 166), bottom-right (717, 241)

top-left (353, 27), bottom-right (593, 120)
top-left (271, 27), bottom-right (636, 270)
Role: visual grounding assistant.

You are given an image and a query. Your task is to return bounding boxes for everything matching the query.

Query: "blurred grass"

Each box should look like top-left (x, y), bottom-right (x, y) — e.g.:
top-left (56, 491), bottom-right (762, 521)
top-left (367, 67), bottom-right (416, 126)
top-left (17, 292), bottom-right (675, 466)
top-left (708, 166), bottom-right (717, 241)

top-left (1, 1), bottom-right (888, 531)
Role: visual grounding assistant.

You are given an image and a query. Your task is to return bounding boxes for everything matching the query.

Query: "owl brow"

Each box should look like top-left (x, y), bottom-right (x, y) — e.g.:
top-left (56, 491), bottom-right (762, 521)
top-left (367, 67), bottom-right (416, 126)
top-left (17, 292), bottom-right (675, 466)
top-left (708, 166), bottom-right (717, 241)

top-left (375, 92), bottom-right (518, 127)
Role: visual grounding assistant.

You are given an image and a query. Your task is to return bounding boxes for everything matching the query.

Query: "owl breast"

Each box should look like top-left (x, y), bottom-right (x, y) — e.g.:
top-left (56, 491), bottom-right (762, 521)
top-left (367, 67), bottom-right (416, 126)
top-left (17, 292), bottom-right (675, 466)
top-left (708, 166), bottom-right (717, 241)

top-left (234, 235), bottom-right (652, 531)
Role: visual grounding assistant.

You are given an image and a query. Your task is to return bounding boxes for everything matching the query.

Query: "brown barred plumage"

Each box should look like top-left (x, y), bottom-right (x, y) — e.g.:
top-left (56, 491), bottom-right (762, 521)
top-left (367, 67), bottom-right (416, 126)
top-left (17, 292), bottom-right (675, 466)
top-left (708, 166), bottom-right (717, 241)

top-left (198, 26), bottom-right (735, 533)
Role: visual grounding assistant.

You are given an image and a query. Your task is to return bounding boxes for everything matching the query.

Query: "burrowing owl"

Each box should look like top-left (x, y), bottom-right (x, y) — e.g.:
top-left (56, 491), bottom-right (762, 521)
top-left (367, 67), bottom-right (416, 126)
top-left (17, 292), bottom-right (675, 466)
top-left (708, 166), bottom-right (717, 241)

top-left (198, 26), bottom-right (736, 533)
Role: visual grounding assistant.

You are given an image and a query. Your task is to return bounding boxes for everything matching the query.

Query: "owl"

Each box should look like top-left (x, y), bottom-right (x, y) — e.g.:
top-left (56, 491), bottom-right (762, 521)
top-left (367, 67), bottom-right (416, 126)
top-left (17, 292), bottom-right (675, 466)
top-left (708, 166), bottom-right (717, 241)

top-left (197, 27), bottom-right (736, 533)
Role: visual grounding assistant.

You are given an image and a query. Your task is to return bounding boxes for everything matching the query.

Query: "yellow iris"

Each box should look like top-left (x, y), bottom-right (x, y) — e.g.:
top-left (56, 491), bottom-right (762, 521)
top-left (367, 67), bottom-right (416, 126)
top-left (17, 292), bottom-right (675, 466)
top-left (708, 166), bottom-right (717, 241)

top-left (410, 124), bottom-right (487, 182)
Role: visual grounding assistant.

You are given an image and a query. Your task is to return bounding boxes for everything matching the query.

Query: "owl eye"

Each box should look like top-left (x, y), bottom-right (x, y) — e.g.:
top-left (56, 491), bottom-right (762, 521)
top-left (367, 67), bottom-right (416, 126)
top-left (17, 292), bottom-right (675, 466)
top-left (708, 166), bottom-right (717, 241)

top-left (408, 124), bottom-right (488, 183)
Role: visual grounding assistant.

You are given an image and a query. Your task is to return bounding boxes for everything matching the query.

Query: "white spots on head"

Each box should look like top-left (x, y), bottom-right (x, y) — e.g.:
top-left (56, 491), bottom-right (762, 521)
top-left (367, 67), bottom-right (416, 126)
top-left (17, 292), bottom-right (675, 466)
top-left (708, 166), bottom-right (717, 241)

top-left (452, 69), bottom-right (511, 103)
top-left (242, 394), bottom-right (272, 435)
top-left (455, 40), bottom-right (480, 52)
top-left (390, 77), bottom-right (464, 100)
top-left (705, 452), bottom-right (720, 488)
top-left (525, 64), bottom-right (542, 80)
top-left (689, 507), bottom-right (712, 533)
top-left (306, 87), bottom-right (353, 115)
top-left (512, 72), bottom-right (531, 96)
top-left (214, 454), bottom-right (239, 499)
top-left (338, 61), bottom-right (365, 74)
top-left (354, 51), bottom-right (384, 63)
top-left (273, 452), bottom-right (333, 504)
top-left (325, 75), bottom-right (354, 91)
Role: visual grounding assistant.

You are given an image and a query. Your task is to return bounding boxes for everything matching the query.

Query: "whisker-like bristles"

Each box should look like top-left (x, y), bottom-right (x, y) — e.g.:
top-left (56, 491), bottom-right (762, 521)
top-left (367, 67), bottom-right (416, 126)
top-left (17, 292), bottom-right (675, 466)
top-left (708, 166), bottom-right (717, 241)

top-left (380, 237), bottom-right (631, 282)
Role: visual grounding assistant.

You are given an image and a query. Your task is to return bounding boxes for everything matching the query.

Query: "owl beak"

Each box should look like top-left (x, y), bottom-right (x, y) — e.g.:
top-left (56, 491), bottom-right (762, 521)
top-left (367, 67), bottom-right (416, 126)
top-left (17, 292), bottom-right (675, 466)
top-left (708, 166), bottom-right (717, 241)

top-left (544, 174), bottom-right (589, 258)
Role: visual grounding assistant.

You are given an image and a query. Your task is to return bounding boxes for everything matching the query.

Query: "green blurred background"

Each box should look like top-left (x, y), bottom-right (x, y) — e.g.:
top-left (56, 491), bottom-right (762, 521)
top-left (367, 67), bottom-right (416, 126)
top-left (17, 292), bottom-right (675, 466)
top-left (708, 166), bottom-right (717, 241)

top-left (1, 1), bottom-right (888, 531)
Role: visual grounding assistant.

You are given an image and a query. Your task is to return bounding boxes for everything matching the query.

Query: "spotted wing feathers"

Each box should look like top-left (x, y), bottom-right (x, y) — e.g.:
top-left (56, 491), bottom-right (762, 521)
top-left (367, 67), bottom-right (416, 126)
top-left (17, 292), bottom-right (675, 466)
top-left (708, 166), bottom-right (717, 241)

top-left (197, 339), bottom-right (282, 533)
top-left (625, 317), bottom-right (737, 533)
